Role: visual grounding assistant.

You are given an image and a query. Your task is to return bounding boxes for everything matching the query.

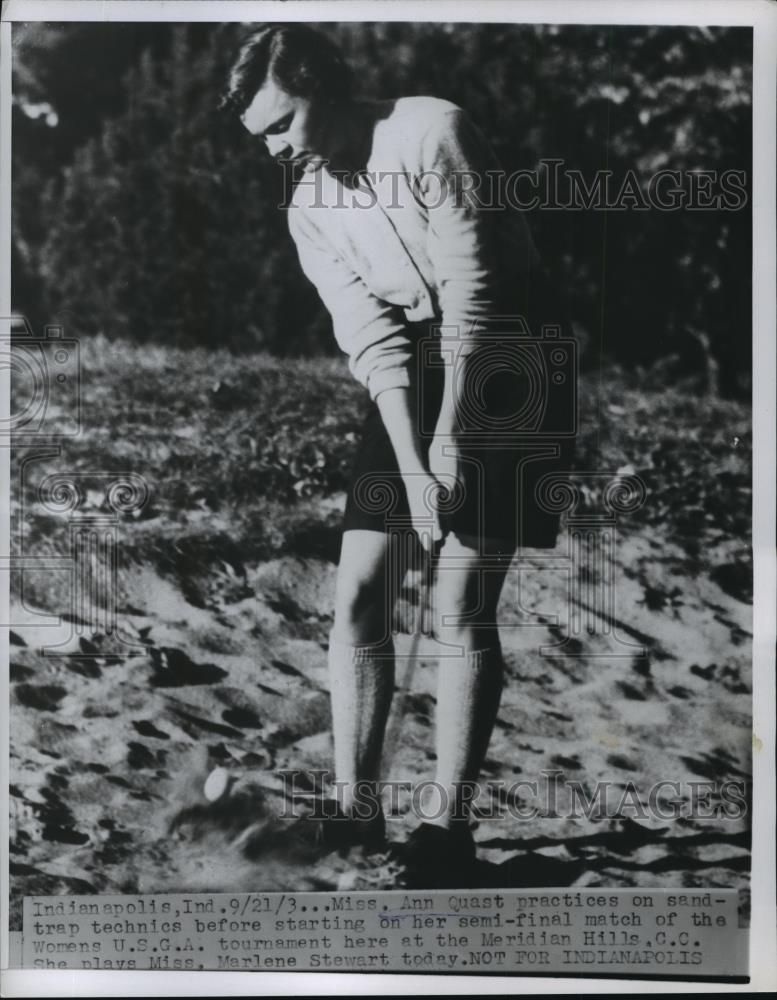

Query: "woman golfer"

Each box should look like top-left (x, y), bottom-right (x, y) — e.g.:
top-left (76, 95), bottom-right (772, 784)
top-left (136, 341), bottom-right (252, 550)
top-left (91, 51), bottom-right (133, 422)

top-left (221, 24), bottom-right (570, 887)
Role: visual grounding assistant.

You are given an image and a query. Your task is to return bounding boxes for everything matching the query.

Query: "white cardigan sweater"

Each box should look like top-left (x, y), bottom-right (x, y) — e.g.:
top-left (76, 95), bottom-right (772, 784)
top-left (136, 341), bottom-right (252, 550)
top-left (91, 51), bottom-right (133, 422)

top-left (287, 96), bottom-right (543, 401)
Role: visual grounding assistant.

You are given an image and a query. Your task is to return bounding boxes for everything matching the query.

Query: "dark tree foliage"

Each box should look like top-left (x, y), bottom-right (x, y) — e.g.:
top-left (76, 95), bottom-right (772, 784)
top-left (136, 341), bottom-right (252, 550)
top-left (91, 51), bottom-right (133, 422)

top-left (12, 21), bottom-right (751, 392)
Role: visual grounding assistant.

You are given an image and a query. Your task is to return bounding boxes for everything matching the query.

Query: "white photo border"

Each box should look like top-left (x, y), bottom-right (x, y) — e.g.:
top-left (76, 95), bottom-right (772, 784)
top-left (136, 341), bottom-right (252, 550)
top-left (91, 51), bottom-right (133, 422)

top-left (1, 0), bottom-right (774, 996)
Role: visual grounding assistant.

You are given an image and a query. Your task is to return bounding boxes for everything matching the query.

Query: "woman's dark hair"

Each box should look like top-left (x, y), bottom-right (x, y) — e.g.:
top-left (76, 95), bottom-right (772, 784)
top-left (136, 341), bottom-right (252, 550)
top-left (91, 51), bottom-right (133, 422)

top-left (219, 23), bottom-right (352, 118)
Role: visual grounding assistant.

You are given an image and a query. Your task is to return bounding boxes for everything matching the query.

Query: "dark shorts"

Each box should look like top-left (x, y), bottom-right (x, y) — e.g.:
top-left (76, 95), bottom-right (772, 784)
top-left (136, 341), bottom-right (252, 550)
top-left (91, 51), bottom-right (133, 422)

top-left (342, 322), bottom-right (574, 550)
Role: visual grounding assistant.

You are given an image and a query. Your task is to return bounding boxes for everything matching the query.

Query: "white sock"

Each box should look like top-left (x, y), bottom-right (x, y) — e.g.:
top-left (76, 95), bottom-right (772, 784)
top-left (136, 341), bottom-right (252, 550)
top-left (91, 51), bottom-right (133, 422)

top-left (429, 644), bottom-right (504, 828)
top-left (327, 635), bottom-right (395, 817)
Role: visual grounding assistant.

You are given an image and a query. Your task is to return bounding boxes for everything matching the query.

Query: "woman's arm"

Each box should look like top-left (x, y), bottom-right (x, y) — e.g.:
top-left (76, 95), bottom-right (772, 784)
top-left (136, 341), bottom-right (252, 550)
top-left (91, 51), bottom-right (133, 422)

top-left (287, 206), bottom-right (414, 401)
top-left (373, 387), bottom-right (426, 475)
top-left (375, 386), bottom-right (445, 550)
top-left (288, 205), bottom-right (444, 549)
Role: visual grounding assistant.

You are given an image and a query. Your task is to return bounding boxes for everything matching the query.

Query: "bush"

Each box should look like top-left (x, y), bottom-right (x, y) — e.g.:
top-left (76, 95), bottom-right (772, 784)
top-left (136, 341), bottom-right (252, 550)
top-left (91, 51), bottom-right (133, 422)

top-left (14, 22), bottom-right (752, 393)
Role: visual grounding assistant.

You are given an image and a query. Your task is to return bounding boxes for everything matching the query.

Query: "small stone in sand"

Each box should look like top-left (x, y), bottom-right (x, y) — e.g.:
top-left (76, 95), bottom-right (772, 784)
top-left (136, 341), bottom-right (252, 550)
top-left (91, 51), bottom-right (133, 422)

top-left (204, 767), bottom-right (230, 802)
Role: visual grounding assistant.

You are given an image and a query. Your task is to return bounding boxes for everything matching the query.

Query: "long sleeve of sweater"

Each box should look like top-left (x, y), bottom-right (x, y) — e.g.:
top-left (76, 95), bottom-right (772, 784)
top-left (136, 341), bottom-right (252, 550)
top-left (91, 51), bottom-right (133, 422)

top-left (287, 205), bottom-right (414, 400)
top-left (417, 107), bottom-right (538, 344)
top-left (286, 98), bottom-right (542, 400)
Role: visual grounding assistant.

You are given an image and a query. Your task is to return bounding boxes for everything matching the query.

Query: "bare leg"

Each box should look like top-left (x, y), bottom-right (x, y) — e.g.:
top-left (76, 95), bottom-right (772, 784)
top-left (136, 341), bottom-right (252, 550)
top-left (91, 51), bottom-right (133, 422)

top-left (425, 532), bottom-right (514, 829)
top-left (328, 529), bottom-right (403, 817)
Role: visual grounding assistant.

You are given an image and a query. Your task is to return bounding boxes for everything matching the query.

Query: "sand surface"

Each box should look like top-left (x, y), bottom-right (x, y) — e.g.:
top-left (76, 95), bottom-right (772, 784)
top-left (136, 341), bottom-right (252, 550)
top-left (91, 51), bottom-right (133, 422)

top-left (9, 510), bottom-right (752, 927)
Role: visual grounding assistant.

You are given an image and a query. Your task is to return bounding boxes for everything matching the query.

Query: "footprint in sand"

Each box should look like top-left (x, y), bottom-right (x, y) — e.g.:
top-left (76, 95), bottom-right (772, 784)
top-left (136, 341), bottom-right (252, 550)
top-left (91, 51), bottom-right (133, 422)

top-left (271, 658), bottom-right (306, 679)
top-left (221, 707), bottom-right (263, 729)
top-left (132, 719), bottom-right (170, 740)
top-left (64, 657), bottom-right (103, 679)
top-left (679, 748), bottom-right (750, 781)
top-left (127, 741), bottom-right (167, 770)
top-left (10, 661), bottom-right (35, 682)
top-left (36, 774), bottom-right (90, 845)
top-left (169, 707), bottom-right (245, 740)
top-left (14, 684), bottom-right (67, 711)
top-left (9, 862), bottom-right (95, 923)
top-left (690, 662), bottom-right (750, 694)
top-left (606, 753), bottom-right (639, 771)
top-left (616, 680), bottom-right (648, 701)
top-left (149, 647), bottom-right (229, 687)
top-left (551, 753), bottom-right (582, 770)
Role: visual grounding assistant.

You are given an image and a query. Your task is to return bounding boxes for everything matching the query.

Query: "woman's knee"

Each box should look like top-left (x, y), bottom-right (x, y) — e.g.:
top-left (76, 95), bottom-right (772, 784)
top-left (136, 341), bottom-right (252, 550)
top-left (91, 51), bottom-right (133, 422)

top-left (432, 542), bottom-right (507, 649)
top-left (334, 576), bottom-right (393, 640)
top-left (433, 586), bottom-right (498, 650)
top-left (333, 530), bottom-right (398, 642)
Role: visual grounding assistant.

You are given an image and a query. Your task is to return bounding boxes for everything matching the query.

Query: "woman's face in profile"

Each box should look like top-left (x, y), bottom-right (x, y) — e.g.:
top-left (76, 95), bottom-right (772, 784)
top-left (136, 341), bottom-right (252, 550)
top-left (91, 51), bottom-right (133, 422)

top-left (240, 77), bottom-right (331, 172)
